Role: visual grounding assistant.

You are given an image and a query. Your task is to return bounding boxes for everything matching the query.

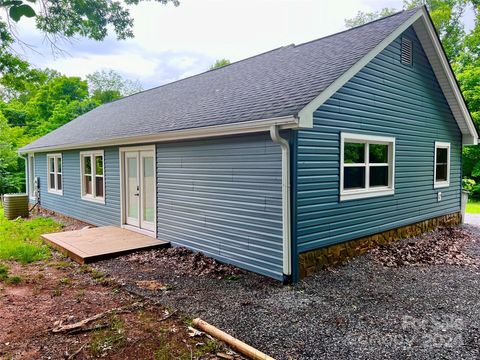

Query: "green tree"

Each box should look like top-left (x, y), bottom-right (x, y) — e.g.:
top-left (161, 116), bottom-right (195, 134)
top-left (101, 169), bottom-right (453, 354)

top-left (0, 0), bottom-right (179, 42)
top-left (345, 8), bottom-right (397, 28)
top-left (210, 59), bottom-right (231, 70)
top-left (86, 70), bottom-right (143, 103)
top-left (0, 113), bottom-right (28, 193)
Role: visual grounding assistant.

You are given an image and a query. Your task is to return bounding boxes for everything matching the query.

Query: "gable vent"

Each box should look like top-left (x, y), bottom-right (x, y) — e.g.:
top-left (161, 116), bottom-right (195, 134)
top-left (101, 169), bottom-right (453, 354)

top-left (401, 37), bottom-right (413, 65)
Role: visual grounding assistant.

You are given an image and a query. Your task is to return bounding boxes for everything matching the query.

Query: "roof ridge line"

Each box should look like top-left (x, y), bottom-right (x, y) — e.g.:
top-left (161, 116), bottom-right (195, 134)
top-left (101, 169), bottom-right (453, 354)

top-left (97, 8), bottom-right (422, 106)
top-left (291, 7), bottom-right (420, 50)
top-left (108, 44), bottom-right (294, 105)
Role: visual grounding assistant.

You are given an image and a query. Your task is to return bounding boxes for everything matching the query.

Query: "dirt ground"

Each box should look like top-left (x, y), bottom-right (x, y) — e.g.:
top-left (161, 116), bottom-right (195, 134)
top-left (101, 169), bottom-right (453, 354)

top-left (0, 255), bottom-right (240, 360)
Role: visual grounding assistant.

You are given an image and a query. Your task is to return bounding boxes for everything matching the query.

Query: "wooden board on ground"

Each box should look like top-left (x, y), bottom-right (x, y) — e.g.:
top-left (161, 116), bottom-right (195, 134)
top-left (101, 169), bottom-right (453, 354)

top-left (42, 226), bottom-right (169, 264)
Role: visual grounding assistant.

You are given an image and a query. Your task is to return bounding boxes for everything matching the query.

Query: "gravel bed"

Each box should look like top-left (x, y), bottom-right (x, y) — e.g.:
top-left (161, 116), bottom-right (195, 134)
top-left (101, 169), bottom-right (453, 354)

top-left (96, 224), bottom-right (480, 360)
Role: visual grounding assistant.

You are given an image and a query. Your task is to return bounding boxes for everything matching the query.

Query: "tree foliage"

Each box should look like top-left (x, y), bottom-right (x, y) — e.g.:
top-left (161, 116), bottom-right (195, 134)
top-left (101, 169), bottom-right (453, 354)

top-left (209, 59), bottom-right (231, 70)
top-left (87, 70), bottom-right (143, 103)
top-left (345, 8), bottom-right (397, 28)
top-left (0, 0), bottom-right (173, 194)
top-left (0, 64), bottom-right (142, 194)
top-left (1, 0), bottom-right (179, 41)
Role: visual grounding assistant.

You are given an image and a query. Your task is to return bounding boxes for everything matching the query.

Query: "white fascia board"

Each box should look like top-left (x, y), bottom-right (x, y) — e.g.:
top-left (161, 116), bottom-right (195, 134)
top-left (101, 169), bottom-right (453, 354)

top-left (19, 115), bottom-right (299, 154)
top-left (297, 9), bottom-right (424, 130)
top-left (413, 8), bottom-right (478, 145)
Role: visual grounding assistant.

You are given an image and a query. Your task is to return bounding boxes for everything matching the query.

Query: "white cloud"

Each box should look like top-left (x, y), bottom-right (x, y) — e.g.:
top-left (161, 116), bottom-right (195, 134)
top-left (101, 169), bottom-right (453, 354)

top-left (11, 0), bottom-right (406, 89)
top-left (50, 53), bottom-right (159, 79)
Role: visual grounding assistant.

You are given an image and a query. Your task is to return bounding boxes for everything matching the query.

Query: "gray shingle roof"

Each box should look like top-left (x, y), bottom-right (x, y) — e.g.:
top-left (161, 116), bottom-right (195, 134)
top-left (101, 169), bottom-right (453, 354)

top-left (21, 9), bottom-right (419, 152)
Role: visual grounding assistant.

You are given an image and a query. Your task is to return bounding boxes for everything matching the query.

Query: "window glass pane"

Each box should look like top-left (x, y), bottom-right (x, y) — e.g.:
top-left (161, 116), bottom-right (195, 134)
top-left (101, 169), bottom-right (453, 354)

top-left (49, 157), bottom-right (55, 173)
top-left (57, 174), bottom-right (62, 190)
top-left (369, 144), bottom-right (388, 163)
top-left (344, 143), bottom-right (365, 164)
top-left (95, 177), bottom-right (104, 197)
top-left (57, 157), bottom-right (62, 174)
top-left (49, 173), bottom-right (55, 189)
top-left (370, 166), bottom-right (389, 187)
top-left (436, 148), bottom-right (448, 163)
top-left (84, 156), bottom-right (91, 175)
top-left (95, 156), bottom-right (103, 176)
top-left (344, 166), bottom-right (365, 189)
top-left (436, 164), bottom-right (448, 182)
top-left (84, 175), bottom-right (92, 195)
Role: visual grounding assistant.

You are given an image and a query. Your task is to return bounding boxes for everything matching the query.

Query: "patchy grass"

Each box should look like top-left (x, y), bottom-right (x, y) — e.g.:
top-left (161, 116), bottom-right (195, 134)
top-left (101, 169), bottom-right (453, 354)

top-left (6, 275), bottom-right (22, 285)
top-left (89, 314), bottom-right (126, 356)
top-left (0, 263), bottom-right (22, 284)
top-left (0, 207), bottom-right (62, 263)
top-left (0, 263), bottom-right (9, 281)
top-left (467, 199), bottom-right (480, 214)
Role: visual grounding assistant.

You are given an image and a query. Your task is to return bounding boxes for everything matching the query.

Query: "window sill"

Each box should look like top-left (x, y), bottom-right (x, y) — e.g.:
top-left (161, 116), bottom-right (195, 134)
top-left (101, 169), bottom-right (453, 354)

top-left (81, 195), bottom-right (105, 205)
top-left (434, 182), bottom-right (450, 189)
top-left (47, 189), bottom-right (63, 196)
top-left (340, 188), bottom-right (394, 201)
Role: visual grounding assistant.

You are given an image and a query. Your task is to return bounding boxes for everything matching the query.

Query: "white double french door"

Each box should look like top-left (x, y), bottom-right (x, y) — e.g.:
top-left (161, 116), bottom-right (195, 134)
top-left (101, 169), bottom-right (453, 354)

top-left (122, 148), bottom-right (156, 234)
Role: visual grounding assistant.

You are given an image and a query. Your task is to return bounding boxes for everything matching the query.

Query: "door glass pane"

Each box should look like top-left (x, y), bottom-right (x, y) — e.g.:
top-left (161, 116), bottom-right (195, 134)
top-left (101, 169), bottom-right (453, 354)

top-left (344, 143), bottom-right (365, 164)
top-left (143, 156), bottom-right (154, 223)
top-left (369, 144), bottom-right (388, 163)
top-left (344, 166), bottom-right (365, 189)
top-left (127, 157), bottom-right (138, 219)
top-left (370, 166), bottom-right (389, 187)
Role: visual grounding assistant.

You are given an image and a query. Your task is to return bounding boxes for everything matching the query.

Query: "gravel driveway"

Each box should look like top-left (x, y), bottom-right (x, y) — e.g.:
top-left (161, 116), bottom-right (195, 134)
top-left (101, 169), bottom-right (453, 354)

top-left (96, 224), bottom-right (480, 360)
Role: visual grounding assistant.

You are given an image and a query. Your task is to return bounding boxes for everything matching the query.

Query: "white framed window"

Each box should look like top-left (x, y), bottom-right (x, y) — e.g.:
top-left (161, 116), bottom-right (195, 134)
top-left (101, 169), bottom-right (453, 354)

top-left (340, 133), bottom-right (395, 201)
top-left (47, 153), bottom-right (63, 195)
top-left (80, 150), bottom-right (105, 203)
top-left (28, 154), bottom-right (35, 200)
top-left (434, 142), bottom-right (450, 188)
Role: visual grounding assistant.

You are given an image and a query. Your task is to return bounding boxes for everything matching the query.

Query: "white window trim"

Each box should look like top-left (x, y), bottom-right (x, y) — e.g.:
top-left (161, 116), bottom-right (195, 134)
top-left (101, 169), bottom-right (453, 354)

top-left (28, 154), bottom-right (35, 200)
top-left (434, 141), bottom-right (451, 189)
top-left (340, 133), bottom-right (396, 201)
top-left (47, 153), bottom-right (63, 195)
top-left (80, 150), bottom-right (105, 204)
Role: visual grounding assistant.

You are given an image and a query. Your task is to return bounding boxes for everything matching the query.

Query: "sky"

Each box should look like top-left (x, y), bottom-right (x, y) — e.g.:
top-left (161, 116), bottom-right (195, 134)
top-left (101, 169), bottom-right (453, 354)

top-left (11, 0), bottom-right (413, 90)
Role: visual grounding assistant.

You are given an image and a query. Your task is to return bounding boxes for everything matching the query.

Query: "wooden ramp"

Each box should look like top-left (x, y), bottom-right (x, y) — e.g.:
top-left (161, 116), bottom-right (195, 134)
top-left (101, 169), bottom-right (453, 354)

top-left (42, 226), bottom-right (169, 264)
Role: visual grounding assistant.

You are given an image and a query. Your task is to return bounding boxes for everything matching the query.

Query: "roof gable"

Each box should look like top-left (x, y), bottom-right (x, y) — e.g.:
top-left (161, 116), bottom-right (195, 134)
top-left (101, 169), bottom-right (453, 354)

top-left (20, 7), bottom-right (476, 152)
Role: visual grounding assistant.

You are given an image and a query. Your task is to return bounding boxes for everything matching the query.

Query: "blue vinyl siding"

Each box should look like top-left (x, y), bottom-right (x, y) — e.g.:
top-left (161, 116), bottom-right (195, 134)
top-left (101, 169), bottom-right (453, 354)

top-left (156, 133), bottom-right (284, 280)
top-left (294, 27), bottom-right (462, 254)
top-left (33, 147), bottom-right (120, 226)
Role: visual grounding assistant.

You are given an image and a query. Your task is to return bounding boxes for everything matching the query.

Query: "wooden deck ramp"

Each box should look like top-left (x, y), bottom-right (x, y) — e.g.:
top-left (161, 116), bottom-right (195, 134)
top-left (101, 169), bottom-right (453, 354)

top-left (42, 226), bottom-right (169, 264)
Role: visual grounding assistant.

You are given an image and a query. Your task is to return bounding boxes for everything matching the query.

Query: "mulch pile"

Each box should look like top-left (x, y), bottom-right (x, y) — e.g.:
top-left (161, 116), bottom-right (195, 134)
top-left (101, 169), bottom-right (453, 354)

top-left (125, 247), bottom-right (246, 277)
top-left (370, 226), bottom-right (479, 268)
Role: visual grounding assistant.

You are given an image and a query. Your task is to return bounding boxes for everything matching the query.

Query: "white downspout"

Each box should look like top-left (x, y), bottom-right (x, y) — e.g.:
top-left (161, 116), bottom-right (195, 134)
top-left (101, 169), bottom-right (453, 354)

top-left (270, 125), bottom-right (291, 280)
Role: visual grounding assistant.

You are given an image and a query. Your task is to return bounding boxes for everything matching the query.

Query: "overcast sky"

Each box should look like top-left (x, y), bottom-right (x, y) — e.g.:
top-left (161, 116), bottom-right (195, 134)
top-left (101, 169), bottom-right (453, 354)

top-left (13, 0), bottom-right (409, 89)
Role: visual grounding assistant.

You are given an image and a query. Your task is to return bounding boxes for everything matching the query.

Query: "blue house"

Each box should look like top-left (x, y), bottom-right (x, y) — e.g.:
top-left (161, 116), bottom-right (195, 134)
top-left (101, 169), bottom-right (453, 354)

top-left (19, 7), bottom-right (478, 282)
